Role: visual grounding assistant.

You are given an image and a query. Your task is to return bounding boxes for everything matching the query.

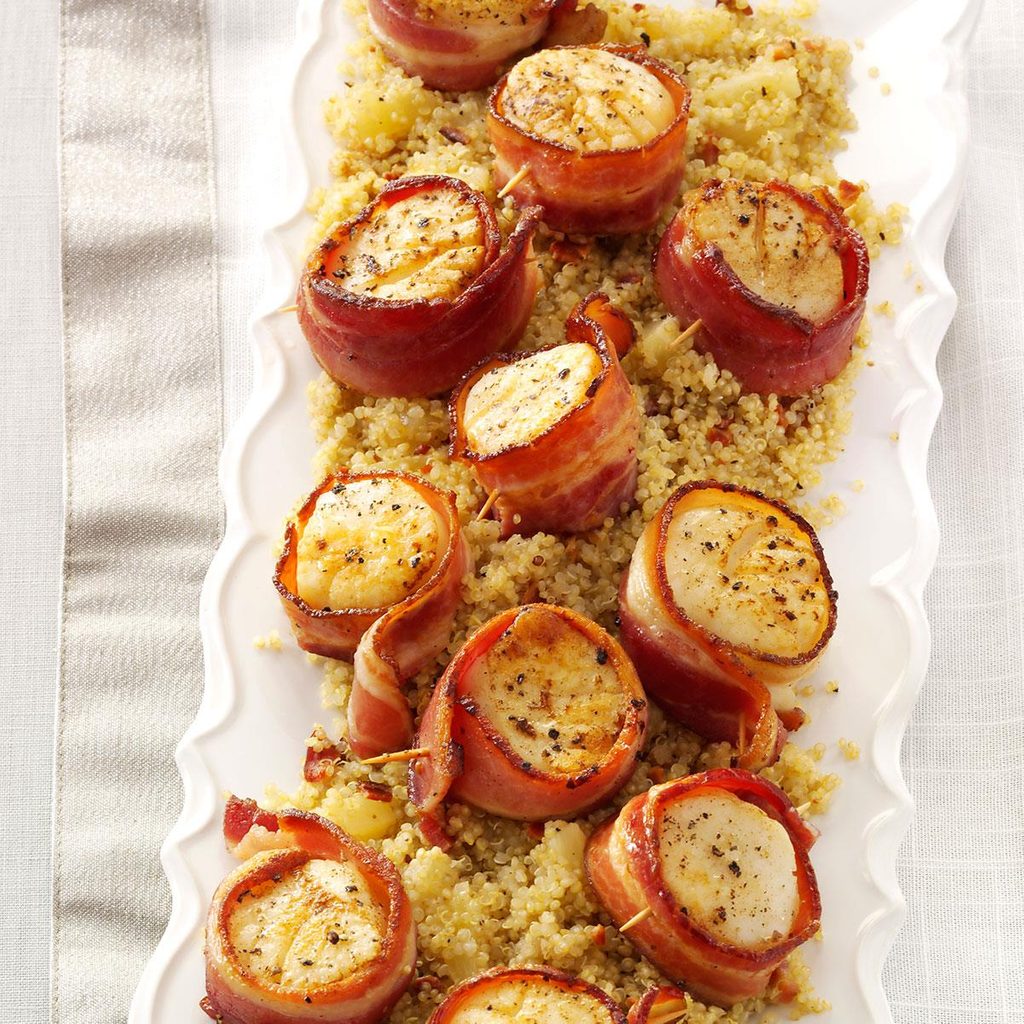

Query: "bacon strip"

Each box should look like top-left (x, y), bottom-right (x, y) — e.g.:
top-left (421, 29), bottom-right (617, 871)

top-left (428, 967), bottom-right (628, 1024)
top-left (297, 175), bottom-right (540, 398)
top-left (205, 801), bottom-right (416, 1024)
top-left (654, 179), bottom-right (870, 395)
top-left (450, 292), bottom-right (640, 538)
top-left (584, 770), bottom-right (820, 1008)
top-left (618, 481), bottom-right (836, 771)
top-left (409, 603), bottom-right (647, 820)
top-left (626, 985), bottom-right (691, 1024)
top-left (366, 0), bottom-right (559, 92)
top-left (273, 471), bottom-right (472, 759)
top-left (223, 795), bottom-right (280, 857)
top-left (303, 726), bottom-right (346, 783)
top-left (542, 0), bottom-right (609, 47)
top-left (488, 45), bottom-right (690, 235)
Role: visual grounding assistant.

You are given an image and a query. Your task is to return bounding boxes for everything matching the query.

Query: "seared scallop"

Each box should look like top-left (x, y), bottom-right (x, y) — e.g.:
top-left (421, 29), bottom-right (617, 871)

top-left (329, 185), bottom-right (487, 302)
top-left (464, 604), bottom-right (628, 775)
top-left (661, 488), bottom-right (832, 660)
top-left (657, 787), bottom-right (800, 948)
top-left (461, 343), bottom-right (603, 454)
top-left (501, 47), bottom-right (676, 153)
top-left (684, 178), bottom-right (845, 323)
top-left (428, 968), bottom-right (627, 1024)
top-left (296, 476), bottom-right (441, 611)
top-left (225, 851), bottom-right (386, 988)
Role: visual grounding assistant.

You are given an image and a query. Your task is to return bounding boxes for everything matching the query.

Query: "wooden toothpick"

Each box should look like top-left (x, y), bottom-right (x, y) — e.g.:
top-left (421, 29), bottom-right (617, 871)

top-left (360, 747), bottom-right (431, 766)
top-left (796, 801), bottom-right (812, 816)
top-left (497, 165), bottom-right (531, 199)
top-left (618, 906), bottom-right (653, 933)
top-left (278, 303), bottom-right (299, 314)
top-left (671, 319), bottom-right (703, 346)
top-left (477, 490), bottom-right (500, 521)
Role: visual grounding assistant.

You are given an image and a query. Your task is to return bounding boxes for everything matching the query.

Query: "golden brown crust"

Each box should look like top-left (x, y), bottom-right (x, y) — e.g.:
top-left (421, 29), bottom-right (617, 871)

top-left (427, 966), bottom-right (629, 1024)
top-left (652, 481), bottom-right (838, 670)
top-left (273, 470), bottom-right (464, 659)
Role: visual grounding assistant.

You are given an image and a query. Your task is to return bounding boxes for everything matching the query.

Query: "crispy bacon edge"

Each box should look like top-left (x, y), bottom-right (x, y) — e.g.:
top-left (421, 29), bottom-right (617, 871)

top-left (426, 966), bottom-right (629, 1024)
top-left (408, 603), bottom-right (647, 821)
top-left (584, 769), bottom-right (821, 1008)
top-left (365, 0), bottom-right (558, 92)
top-left (488, 44), bottom-right (691, 235)
top-left (618, 480), bottom-right (837, 771)
top-left (626, 985), bottom-right (691, 1024)
top-left (449, 292), bottom-right (640, 538)
top-left (203, 799), bottom-right (416, 1024)
top-left (654, 178), bottom-right (870, 396)
top-left (297, 175), bottom-right (541, 398)
top-left (273, 471), bottom-right (472, 758)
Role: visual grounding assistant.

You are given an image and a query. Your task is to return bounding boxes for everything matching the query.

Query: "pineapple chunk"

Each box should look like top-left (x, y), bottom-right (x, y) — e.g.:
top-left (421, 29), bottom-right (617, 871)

top-left (323, 786), bottom-right (400, 842)
top-left (702, 57), bottom-right (801, 109)
top-left (701, 57), bottom-right (801, 146)
top-left (326, 74), bottom-right (436, 151)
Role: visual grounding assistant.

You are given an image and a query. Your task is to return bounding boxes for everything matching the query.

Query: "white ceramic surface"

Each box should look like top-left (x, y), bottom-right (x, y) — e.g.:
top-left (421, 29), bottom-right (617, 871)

top-left (129, 1), bottom-right (982, 1020)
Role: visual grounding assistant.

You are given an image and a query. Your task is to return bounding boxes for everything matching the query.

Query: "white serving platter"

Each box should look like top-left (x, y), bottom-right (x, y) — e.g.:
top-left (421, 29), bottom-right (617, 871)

top-left (129, 0), bottom-right (981, 1020)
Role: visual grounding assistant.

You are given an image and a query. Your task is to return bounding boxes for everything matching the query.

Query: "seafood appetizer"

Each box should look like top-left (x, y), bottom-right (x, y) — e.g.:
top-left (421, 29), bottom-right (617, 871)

top-left (427, 967), bottom-right (628, 1024)
top-left (450, 292), bottom-right (640, 536)
top-left (203, 799), bottom-right (416, 1024)
top-left (618, 480), bottom-right (837, 770)
top-left (297, 175), bottom-right (540, 398)
top-left (655, 178), bottom-right (869, 395)
top-left (488, 44), bottom-right (690, 234)
top-left (585, 770), bottom-right (821, 1007)
top-left (409, 603), bottom-right (648, 821)
top-left (274, 472), bottom-right (472, 758)
top-left (365, 0), bottom-right (607, 92)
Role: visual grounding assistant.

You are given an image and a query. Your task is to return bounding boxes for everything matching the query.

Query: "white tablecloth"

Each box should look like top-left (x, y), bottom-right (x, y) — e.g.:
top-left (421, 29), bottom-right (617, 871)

top-left (0, 1), bottom-right (1020, 1022)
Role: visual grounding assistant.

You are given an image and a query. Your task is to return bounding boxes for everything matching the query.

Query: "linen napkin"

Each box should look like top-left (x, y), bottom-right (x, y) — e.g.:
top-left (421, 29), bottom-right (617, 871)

top-left (53, 1), bottom-right (221, 1019)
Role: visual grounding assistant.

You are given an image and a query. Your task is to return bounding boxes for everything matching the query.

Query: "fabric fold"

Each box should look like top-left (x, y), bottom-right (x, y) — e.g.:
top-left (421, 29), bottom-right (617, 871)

top-left (53, 1), bottom-right (221, 1021)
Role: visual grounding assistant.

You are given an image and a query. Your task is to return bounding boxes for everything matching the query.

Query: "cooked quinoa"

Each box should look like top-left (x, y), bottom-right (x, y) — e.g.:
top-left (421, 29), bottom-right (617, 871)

top-left (263, 1), bottom-right (903, 1020)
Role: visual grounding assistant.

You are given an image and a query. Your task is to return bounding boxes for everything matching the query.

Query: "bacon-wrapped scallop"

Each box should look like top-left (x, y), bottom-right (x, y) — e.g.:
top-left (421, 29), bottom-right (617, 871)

top-left (584, 769), bottom-right (821, 1008)
top-left (428, 967), bottom-right (628, 1024)
top-left (488, 45), bottom-right (690, 235)
top-left (365, 0), bottom-right (607, 93)
top-left (274, 472), bottom-right (472, 758)
top-left (618, 481), bottom-right (837, 770)
top-left (655, 178), bottom-right (869, 396)
top-left (297, 175), bottom-right (541, 398)
top-left (409, 603), bottom-right (647, 821)
top-left (203, 799), bottom-right (416, 1024)
top-left (450, 292), bottom-right (640, 537)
